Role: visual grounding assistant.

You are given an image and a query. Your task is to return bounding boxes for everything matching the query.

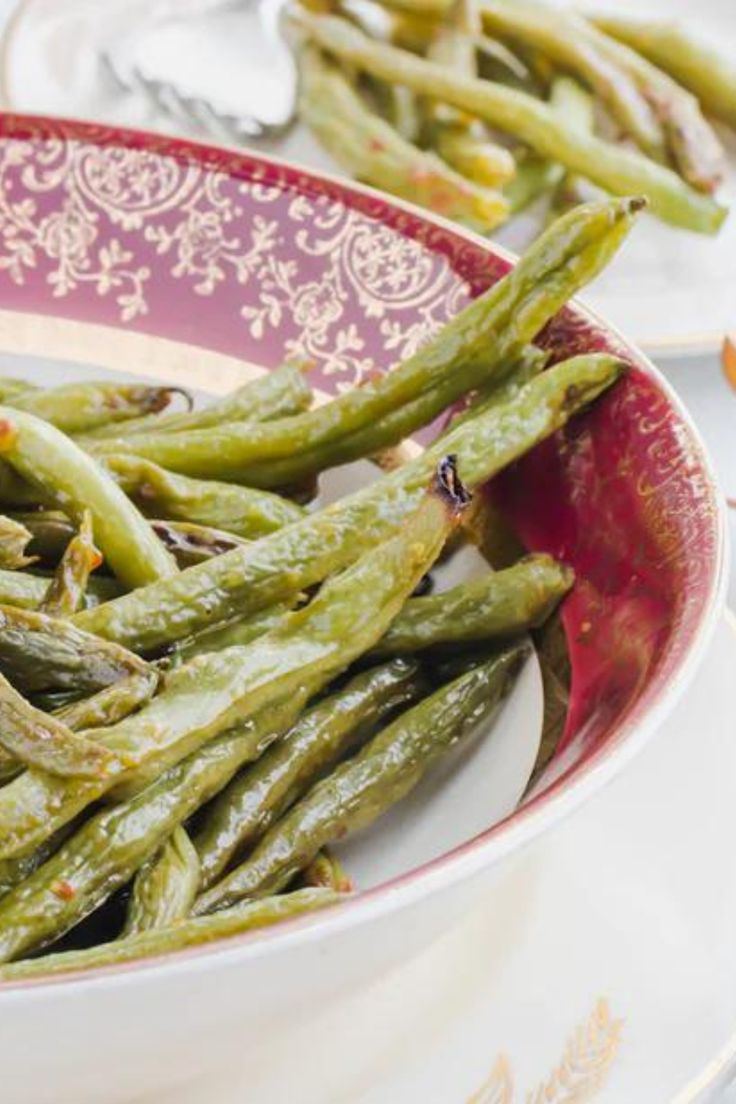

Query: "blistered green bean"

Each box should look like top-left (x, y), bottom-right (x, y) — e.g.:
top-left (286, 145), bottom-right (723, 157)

top-left (88, 198), bottom-right (637, 491)
top-left (0, 889), bottom-right (340, 977)
top-left (105, 455), bottom-right (305, 538)
top-left (41, 511), bottom-right (101, 617)
top-left (290, 10), bottom-right (725, 231)
top-left (0, 408), bottom-right (177, 588)
top-left (0, 671), bottom-right (123, 779)
top-left (123, 826), bottom-right (200, 935)
top-left (0, 465), bottom-right (465, 859)
top-left (9, 381), bottom-right (184, 435)
top-left (80, 362), bottom-right (312, 442)
top-left (195, 644), bottom-right (525, 913)
top-left (194, 657), bottom-right (426, 889)
top-left (591, 14), bottom-right (736, 131)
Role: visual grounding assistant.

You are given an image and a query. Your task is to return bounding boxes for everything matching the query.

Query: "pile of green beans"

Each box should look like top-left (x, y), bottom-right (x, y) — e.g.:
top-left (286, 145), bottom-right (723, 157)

top-left (287, 0), bottom-right (734, 234)
top-left (0, 199), bottom-right (636, 977)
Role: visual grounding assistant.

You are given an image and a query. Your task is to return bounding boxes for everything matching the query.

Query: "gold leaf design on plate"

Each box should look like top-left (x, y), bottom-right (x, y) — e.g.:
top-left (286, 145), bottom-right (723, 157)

top-left (467, 1000), bottom-right (623, 1104)
top-left (468, 1055), bottom-right (514, 1104)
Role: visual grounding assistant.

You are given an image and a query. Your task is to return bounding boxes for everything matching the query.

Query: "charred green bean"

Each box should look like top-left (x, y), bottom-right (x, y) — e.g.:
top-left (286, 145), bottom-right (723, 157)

top-left (290, 10), bottom-right (725, 231)
top-left (195, 644), bottom-right (525, 913)
top-left (194, 658), bottom-right (427, 889)
top-left (123, 827), bottom-right (200, 935)
top-left (0, 889), bottom-right (340, 976)
top-left (41, 511), bottom-right (101, 617)
top-left (9, 381), bottom-right (184, 435)
top-left (0, 672), bottom-right (124, 779)
top-left (0, 408), bottom-right (177, 588)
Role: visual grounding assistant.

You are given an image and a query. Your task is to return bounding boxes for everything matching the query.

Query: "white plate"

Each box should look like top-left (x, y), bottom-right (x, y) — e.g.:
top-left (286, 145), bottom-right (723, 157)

top-left (140, 612), bottom-right (736, 1104)
top-left (1, 0), bottom-right (735, 358)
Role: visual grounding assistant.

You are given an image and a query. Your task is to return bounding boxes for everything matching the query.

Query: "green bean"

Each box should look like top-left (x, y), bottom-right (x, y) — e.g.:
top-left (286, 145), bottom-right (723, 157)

top-left (105, 455), bottom-right (305, 538)
top-left (0, 378), bottom-right (38, 401)
top-left (0, 605), bottom-right (149, 696)
top-left (41, 511), bottom-right (101, 617)
top-left (75, 350), bottom-right (626, 655)
top-left (427, 0), bottom-right (516, 188)
top-left (298, 47), bottom-right (509, 232)
top-left (372, 79), bottom-right (422, 144)
top-left (0, 463), bottom-right (466, 859)
top-left (302, 848), bottom-right (353, 892)
top-left (80, 362), bottom-right (312, 442)
top-left (480, 0), bottom-right (664, 157)
top-left (53, 669), bottom-right (161, 732)
top-left (546, 79), bottom-right (598, 220)
top-left (591, 15), bottom-right (736, 131)
top-left (194, 657), bottom-right (427, 889)
top-left (371, 553), bottom-right (573, 656)
top-left (123, 827), bottom-right (200, 935)
top-left (290, 10), bottom-right (726, 231)
top-left (587, 24), bottom-right (725, 194)
top-left (0, 698), bottom-right (301, 955)
top-left (6, 511), bottom-right (75, 564)
top-left (195, 643), bottom-right (525, 913)
top-left (89, 197), bottom-right (638, 488)
top-left (0, 569), bottom-right (121, 611)
top-left (175, 604), bottom-right (295, 664)
top-left (149, 520), bottom-right (245, 568)
top-left (0, 409), bottom-right (177, 588)
top-left (8, 382), bottom-right (185, 435)
top-left (378, 0), bottom-right (453, 14)
top-left (0, 671), bottom-right (124, 779)
top-left (0, 889), bottom-right (340, 977)
top-left (0, 514), bottom-right (33, 569)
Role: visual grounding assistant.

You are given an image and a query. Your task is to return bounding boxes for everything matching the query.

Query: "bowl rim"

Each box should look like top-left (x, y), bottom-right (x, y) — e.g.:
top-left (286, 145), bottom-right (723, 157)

top-left (0, 119), bottom-right (726, 995)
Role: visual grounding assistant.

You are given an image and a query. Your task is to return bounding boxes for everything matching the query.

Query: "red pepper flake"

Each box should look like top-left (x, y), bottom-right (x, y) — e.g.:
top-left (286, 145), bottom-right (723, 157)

top-left (368, 138), bottom-right (386, 153)
top-left (51, 880), bottom-right (76, 901)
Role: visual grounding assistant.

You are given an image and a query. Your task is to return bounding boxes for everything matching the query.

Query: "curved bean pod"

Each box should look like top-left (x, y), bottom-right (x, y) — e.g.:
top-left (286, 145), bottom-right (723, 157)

top-left (0, 407), bottom-right (177, 588)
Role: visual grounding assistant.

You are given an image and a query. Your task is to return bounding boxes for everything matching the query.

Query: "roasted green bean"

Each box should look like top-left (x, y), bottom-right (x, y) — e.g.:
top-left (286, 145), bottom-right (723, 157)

top-left (88, 198), bottom-right (638, 489)
top-left (591, 14), bottom-right (736, 131)
top-left (123, 826), bottom-right (200, 935)
top-left (298, 47), bottom-right (509, 231)
top-left (302, 849), bottom-right (353, 892)
top-left (0, 685), bottom-right (344, 957)
top-left (0, 569), bottom-right (121, 611)
top-left (8, 381), bottom-right (185, 435)
top-left (0, 889), bottom-right (340, 976)
top-left (175, 604), bottom-right (296, 664)
top-left (0, 514), bottom-right (33, 569)
top-left (480, 0), bottom-right (664, 157)
top-left (41, 511), bottom-right (101, 617)
top-left (290, 10), bottom-right (725, 231)
top-left (371, 553), bottom-right (573, 656)
top-left (0, 605), bottom-right (149, 696)
top-left (0, 671), bottom-right (124, 779)
top-left (53, 670), bottom-right (161, 732)
top-left (0, 408), bottom-right (177, 588)
top-left (588, 24), bottom-right (725, 194)
top-left (0, 463), bottom-right (466, 859)
top-left (194, 658), bottom-right (427, 889)
top-left (80, 362), bottom-right (312, 442)
top-left (75, 350), bottom-right (626, 653)
top-left (105, 455), bottom-right (305, 538)
top-left (0, 379), bottom-right (38, 401)
top-left (149, 520), bottom-right (245, 568)
top-left (195, 643), bottom-right (525, 913)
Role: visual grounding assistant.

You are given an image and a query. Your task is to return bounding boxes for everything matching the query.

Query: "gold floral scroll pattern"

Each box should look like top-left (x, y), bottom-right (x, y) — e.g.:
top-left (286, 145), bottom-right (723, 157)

top-left (468, 1000), bottom-right (623, 1104)
top-left (0, 139), bottom-right (151, 321)
top-left (0, 131), bottom-right (468, 384)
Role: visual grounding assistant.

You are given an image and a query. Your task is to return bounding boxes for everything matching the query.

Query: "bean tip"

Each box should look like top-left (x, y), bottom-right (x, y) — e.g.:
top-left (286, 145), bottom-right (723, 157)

top-left (0, 418), bottom-right (18, 452)
top-left (433, 455), bottom-right (472, 516)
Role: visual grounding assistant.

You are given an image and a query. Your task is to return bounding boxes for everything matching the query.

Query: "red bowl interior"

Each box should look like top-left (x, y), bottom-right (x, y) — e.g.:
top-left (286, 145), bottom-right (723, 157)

top-left (0, 115), bottom-right (722, 827)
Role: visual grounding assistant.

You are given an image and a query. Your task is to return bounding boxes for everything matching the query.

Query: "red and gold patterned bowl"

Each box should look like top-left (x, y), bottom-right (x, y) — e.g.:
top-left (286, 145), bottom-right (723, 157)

top-left (0, 115), bottom-right (725, 1104)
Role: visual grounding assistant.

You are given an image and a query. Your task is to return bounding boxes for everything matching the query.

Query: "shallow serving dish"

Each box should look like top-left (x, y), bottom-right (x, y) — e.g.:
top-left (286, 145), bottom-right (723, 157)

top-left (0, 115), bottom-right (725, 1104)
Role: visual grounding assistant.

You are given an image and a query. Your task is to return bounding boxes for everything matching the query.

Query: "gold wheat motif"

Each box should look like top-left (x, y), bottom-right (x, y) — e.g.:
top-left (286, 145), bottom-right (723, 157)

top-left (468, 1000), bottom-right (623, 1104)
